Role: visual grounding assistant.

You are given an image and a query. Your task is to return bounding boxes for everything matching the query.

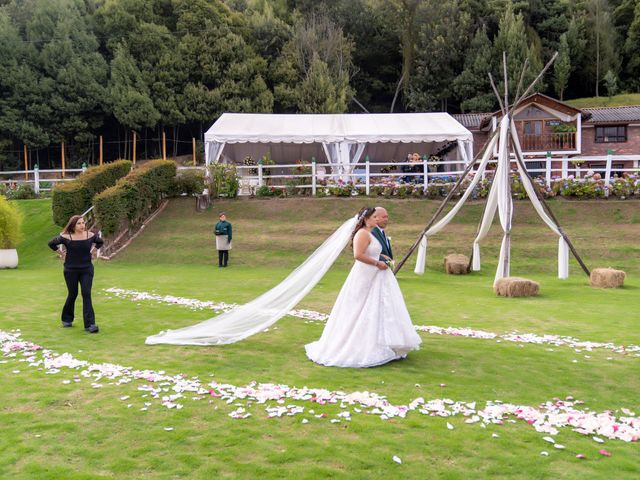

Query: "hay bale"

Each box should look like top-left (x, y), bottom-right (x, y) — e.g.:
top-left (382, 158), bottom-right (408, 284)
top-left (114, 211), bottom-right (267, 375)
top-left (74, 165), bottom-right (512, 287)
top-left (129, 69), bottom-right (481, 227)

top-left (494, 277), bottom-right (539, 297)
top-left (590, 268), bottom-right (626, 288)
top-left (444, 254), bottom-right (469, 275)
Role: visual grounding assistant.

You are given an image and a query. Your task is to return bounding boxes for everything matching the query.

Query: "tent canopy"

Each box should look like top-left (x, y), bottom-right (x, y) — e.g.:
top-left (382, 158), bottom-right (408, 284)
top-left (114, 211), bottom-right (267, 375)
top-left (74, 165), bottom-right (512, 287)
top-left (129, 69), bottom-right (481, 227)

top-left (204, 112), bottom-right (473, 145)
top-left (203, 113), bottom-right (474, 178)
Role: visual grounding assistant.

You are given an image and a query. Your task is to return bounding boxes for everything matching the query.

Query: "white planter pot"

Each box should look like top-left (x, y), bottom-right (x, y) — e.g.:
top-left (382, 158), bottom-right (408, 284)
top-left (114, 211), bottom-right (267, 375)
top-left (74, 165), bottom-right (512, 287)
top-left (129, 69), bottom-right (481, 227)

top-left (0, 249), bottom-right (19, 269)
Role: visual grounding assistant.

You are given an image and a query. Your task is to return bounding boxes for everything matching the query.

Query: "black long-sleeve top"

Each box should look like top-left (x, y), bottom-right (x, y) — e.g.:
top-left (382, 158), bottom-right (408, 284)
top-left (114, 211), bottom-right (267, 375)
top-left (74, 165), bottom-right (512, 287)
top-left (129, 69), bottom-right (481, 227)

top-left (48, 234), bottom-right (104, 269)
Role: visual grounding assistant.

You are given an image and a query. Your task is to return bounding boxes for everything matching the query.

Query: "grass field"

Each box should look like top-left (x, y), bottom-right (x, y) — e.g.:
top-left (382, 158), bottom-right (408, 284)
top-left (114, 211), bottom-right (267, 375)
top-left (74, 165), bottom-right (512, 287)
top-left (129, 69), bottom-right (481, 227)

top-left (566, 93), bottom-right (640, 108)
top-left (1, 197), bottom-right (639, 479)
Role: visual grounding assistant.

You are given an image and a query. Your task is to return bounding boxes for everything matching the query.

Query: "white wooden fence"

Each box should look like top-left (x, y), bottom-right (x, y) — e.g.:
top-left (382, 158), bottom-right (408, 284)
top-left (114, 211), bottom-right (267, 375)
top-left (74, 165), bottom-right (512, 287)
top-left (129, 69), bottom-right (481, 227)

top-left (197, 153), bottom-right (640, 197)
top-left (0, 165), bottom-right (85, 194)
top-left (2, 154), bottom-right (639, 197)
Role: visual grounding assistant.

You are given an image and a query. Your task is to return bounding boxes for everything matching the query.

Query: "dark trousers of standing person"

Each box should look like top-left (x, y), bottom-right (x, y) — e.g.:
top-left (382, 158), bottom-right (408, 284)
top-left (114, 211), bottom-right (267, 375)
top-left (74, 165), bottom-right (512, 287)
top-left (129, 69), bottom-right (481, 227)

top-left (218, 250), bottom-right (229, 267)
top-left (62, 267), bottom-right (95, 328)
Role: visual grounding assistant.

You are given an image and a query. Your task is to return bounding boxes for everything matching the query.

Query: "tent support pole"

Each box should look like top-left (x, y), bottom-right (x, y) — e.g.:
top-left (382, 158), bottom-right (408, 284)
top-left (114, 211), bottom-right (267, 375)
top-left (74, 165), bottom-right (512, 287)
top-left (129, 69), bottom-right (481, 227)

top-left (394, 128), bottom-right (500, 276)
top-left (509, 128), bottom-right (591, 277)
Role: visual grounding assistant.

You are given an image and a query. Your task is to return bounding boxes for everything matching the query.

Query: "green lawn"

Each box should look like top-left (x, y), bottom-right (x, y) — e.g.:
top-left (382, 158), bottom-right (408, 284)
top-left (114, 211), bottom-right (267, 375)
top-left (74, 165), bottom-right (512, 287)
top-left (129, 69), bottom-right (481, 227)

top-left (1, 197), bottom-right (639, 479)
top-left (566, 93), bottom-right (640, 108)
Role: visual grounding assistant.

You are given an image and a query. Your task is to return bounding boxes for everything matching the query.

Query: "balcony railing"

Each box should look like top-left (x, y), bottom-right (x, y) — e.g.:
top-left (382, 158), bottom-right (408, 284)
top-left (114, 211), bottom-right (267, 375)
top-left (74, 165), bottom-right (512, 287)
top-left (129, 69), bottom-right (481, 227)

top-left (522, 132), bottom-right (576, 151)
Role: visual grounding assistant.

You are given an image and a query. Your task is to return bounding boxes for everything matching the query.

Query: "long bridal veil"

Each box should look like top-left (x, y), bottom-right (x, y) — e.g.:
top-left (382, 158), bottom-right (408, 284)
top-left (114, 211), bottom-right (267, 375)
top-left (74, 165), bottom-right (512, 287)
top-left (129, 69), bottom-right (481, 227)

top-left (146, 217), bottom-right (358, 346)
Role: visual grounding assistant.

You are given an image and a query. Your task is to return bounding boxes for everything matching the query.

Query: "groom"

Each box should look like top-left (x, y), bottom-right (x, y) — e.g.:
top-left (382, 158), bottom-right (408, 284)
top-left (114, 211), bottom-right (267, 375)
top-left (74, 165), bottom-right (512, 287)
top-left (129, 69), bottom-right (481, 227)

top-left (372, 207), bottom-right (393, 261)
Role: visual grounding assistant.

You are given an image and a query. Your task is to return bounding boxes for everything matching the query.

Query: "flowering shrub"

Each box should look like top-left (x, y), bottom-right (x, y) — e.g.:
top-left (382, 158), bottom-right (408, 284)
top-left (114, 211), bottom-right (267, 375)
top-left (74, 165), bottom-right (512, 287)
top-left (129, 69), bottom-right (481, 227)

top-left (309, 173), bottom-right (639, 200)
top-left (256, 185), bottom-right (286, 197)
top-left (0, 182), bottom-right (37, 200)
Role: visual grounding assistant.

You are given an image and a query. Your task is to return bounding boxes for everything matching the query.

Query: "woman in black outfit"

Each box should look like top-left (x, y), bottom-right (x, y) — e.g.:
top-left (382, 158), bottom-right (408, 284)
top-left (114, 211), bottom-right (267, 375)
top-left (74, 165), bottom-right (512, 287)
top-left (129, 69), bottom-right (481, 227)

top-left (48, 215), bottom-right (103, 333)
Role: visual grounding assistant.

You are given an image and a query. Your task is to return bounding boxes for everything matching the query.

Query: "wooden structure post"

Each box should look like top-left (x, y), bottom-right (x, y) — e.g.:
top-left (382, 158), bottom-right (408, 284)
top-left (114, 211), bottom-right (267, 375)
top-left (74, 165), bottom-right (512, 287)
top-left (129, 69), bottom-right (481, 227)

top-left (162, 131), bottom-right (167, 160)
top-left (23, 145), bottom-right (28, 180)
top-left (132, 131), bottom-right (137, 164)
top-left (61, 142), bottom-right (66, 178)
top-left (99, 136), bottom-right (103, 165)
top-left (192, 138), bottom-right (197, 166)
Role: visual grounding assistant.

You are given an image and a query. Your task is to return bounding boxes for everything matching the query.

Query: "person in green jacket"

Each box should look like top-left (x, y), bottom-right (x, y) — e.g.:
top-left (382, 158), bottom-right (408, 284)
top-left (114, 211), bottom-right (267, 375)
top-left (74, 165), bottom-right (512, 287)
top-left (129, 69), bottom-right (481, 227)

top-left (214, 213), bottom-right (232, 267)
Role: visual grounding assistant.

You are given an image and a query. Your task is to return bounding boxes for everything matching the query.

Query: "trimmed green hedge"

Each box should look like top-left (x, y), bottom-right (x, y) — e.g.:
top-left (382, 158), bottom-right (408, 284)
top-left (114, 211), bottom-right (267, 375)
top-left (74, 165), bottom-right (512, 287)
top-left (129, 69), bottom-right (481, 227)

top-left (0, 195), bottom-right (23, 249)
top-left (94, 160), bottom-right (177, 236)
top-left (51, 160), bottom-right (132, 226)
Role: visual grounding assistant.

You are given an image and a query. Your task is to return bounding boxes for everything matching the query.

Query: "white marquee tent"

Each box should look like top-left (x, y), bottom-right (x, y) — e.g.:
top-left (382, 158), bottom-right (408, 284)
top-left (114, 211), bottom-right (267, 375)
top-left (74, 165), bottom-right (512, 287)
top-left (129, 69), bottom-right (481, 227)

top-left (204, 113), bottom-right (474, 176)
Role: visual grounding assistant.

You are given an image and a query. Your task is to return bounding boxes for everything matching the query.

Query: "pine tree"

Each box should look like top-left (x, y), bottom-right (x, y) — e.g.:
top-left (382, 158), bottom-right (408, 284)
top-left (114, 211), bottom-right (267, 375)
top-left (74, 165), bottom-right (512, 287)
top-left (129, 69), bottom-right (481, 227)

top-left (553, 34), bottom-right (571, 100)
top-left (453, 26), bottom-right (496, 112)
top-left (493, 1), bottom-right (544, 98)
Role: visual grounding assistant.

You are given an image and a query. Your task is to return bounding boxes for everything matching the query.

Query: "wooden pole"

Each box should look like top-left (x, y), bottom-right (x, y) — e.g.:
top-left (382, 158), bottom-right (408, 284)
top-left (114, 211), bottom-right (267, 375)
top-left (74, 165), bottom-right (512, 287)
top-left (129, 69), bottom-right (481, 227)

top-left (393, 128), bottom-right (501, 275)
top-left (509, 122), bottom-right (590, 276)
top-left (162, 130), bottom-right (166, 160)
top-left (23, 145), bottom-right (28, 180)
top-left (99, 135), bottom-right (103, 165)
top-left (61, 142), bottom-right (66, 178)
top-left (192, 137), bottom-right (196, 166)
top-left (132, 131), bottom-right (137, 164)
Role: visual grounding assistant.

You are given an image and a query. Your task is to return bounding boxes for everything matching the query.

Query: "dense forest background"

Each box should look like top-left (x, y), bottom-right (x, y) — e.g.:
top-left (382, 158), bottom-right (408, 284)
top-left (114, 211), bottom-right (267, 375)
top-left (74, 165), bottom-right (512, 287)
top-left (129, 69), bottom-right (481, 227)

top-left (1, 0), bottom-right (639, 169)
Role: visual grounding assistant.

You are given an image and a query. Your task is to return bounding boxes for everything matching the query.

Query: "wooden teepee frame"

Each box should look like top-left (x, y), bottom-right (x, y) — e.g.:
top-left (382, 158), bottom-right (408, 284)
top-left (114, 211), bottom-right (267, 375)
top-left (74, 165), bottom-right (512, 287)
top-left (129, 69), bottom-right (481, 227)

top-left (394, 52), bottom-right (590, 282)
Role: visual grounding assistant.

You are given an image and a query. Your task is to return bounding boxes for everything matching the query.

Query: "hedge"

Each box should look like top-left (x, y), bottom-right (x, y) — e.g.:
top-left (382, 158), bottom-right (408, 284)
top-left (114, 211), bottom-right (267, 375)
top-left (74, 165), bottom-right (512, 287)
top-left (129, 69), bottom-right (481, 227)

top-left (51, 160), bottom-right (132, 226)
top-left (0, 194), bottom-right (23, 249)
top-left (94, 160), bottom-right (177, 236)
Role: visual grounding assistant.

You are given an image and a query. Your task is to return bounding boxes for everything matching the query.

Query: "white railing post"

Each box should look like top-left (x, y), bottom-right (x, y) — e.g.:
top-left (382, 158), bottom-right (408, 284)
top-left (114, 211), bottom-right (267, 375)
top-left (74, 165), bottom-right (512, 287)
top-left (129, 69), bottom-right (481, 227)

top-left (423, 155), bottom-right (428, 192)
top-left (545, 151), bottom-right (552, 187)
top-left (575, 162), bottom-right (581, 178)
top-left (311, 158), bottom-right (317, 196)
top-left (258, 162), bottom-right (263, 187)
top-left (33, 164), bottom-right (40, 195)
top-left (365, 157), bottom-right (370, 195)
top-left (605, 148), bottom-right (613, 197)
top-left (81, 162), bottom-right (87, 173)
top-left (561, 156), bottom-right (568, 179)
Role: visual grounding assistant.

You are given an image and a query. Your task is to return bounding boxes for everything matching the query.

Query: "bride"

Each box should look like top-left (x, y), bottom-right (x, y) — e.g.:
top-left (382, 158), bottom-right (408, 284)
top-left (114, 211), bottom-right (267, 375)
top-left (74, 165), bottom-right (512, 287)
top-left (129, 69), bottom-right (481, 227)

top-left (305, 207), bottom-right (421, 368)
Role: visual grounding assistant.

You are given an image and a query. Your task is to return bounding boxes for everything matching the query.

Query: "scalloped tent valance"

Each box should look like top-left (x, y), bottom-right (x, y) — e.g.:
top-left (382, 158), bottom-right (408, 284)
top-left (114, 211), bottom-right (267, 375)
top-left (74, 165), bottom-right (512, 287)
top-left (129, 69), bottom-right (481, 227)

top-left (203, 112), bottom-right (474, 168)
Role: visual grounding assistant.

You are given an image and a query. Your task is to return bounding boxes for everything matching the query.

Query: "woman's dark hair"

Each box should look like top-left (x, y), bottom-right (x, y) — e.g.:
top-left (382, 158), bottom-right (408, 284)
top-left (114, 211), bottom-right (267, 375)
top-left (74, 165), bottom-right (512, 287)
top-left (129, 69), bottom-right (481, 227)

top-left (351, 207), bottom-right (375, 244)
top-left (63, 215), bottom-right (84, 235)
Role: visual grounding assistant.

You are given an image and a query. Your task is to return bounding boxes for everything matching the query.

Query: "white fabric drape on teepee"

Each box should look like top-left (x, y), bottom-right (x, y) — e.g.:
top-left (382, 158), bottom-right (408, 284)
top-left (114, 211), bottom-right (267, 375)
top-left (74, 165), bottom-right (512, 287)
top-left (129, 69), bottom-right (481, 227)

top-left (493, 117), bottom-right (514, 284)
top-left (146, 217), bottom-right (357, 346)
top-left (413, 131), bottom-right (500, 274)
top-left (509, 120), bottom-right (569, 279)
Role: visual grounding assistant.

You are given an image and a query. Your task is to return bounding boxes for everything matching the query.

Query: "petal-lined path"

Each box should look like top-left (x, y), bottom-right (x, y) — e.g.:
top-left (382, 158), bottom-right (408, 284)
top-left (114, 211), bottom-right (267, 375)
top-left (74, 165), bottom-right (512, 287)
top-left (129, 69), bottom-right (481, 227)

top-left (2, 328), bottom-right (639, 446)
top-left (103, 288), bottom-right (640, 357)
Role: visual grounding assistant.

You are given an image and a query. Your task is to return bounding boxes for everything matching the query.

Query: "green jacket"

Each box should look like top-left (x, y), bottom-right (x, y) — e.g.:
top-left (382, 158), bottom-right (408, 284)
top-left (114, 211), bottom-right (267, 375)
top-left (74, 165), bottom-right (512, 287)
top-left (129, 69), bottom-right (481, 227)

top-left (214, 220), bottom-right (232, 241)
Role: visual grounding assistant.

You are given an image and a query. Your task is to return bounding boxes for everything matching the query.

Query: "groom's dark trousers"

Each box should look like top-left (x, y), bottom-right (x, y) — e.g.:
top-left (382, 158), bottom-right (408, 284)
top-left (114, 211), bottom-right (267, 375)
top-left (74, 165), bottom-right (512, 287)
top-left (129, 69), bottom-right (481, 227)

top-left (371, 227), bottom-right (393, 261)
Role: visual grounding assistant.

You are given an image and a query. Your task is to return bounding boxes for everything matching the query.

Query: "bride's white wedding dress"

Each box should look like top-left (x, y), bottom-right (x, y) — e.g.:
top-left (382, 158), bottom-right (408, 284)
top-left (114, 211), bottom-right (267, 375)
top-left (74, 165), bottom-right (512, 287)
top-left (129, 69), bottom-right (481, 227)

top-left (305, 232), bottom-right (422, 368)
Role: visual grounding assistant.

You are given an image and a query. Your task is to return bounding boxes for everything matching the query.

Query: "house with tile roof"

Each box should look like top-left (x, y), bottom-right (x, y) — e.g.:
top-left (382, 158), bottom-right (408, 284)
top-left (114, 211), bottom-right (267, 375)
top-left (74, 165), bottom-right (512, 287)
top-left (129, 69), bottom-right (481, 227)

top-left (453, 93), bottom-right (640, 178)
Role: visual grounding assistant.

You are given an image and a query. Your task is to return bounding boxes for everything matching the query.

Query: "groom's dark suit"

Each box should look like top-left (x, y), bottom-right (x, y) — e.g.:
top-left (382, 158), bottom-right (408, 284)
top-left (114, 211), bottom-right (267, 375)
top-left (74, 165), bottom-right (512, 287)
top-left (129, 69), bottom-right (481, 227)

top-left (371, 226), bottom-right (393, 261)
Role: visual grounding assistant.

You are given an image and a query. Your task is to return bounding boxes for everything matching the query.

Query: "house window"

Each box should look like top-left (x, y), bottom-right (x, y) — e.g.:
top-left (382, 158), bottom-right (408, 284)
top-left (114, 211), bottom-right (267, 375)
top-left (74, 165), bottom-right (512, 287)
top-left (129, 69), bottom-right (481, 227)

top-left (595, 125), bottom-right (627, 143)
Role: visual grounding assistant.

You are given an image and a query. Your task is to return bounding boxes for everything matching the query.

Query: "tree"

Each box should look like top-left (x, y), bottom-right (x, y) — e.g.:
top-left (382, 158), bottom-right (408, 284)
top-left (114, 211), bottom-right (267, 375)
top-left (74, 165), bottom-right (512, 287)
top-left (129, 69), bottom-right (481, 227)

top-left (623, 1), bottom-right (640, 90)
top-left (453, 26), bottom-right (496, 112)
top-left (298, 54), bottom-right (348, 113)
top-left (553, 33), bottom-right (571, 100)
top-left (273, 13), bottom-right (354, 112)
top-left (107, 44), bottom-right (160, 131)
top-left (584, 0), bottom-right (619, 97)
top-left (0, 10), bottom-right (51, 149)
top-left (407, 0), bottom-right (473, 111)
top-left (493, 1), bottom-right (544, 97)
top-left (26, 0), bottom-right (108, 144)
top-left (603, 69), bottom-right (618, 98)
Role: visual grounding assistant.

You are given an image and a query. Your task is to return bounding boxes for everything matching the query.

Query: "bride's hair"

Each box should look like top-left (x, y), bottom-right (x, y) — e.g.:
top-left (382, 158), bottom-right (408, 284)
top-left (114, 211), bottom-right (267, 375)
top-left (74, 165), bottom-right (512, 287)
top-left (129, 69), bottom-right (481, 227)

top-left (351, 207), bottom-right (375, 244)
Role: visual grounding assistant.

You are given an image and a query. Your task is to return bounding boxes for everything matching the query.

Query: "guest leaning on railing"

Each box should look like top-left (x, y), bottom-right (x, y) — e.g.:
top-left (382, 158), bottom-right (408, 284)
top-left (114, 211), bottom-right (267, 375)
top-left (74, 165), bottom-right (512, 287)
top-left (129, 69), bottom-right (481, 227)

top-left (48, 215), bottom-right (103, 333)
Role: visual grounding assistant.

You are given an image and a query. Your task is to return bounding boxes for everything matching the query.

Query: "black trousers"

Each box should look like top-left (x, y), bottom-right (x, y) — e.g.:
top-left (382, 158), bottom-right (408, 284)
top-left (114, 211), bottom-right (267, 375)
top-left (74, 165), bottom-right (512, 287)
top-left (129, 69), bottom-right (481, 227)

top-left (218, 250), bottom-right (229, 267)
top-left (62, 267), bottom-right (95, 328)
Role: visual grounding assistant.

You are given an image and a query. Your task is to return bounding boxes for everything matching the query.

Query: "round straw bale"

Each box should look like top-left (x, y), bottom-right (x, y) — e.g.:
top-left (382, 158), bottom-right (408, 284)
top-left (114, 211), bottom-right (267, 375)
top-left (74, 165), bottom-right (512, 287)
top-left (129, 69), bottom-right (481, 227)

top-left (444, 254), bottom-right (469, 275)
top-left (590, 268), bottom-right (626, 288)
top-left (494, 277), bottom-right (539, 297)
